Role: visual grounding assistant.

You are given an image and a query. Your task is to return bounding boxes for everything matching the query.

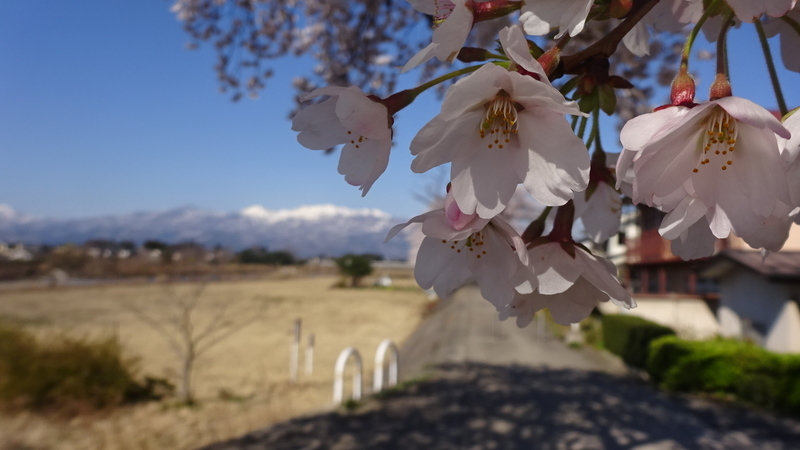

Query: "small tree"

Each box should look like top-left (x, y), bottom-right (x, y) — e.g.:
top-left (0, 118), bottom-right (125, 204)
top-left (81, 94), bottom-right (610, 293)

top-left (123, 282), bottom-right (266, 403)
top-left (335, 254), bottom-right (373, 287)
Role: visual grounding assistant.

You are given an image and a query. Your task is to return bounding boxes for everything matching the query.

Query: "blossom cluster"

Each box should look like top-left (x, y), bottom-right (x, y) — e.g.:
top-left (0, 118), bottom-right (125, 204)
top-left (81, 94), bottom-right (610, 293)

top-left (292, 0), bottom-right (800, 326)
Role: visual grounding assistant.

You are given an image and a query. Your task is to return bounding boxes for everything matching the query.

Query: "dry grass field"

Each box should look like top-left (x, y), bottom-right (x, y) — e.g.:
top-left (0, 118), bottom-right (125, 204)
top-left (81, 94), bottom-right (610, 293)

top-left (0, 273), bottom-right (430, 450)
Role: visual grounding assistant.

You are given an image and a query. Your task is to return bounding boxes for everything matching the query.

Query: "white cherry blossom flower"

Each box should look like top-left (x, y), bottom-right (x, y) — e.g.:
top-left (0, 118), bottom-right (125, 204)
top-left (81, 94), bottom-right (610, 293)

top-left (764, 6), bottom-right (800, 73)
top-left (520, 0), bottom-right (594, 38)
top-left (621, 0), bottom-right (704, 56)
top-left (402, 0), bottom-right (473, 72)
top-left (620, 96), bottom-right (792, 239)
top-left (292, 86), bottom-right (392, 196)
top-left (411, 63), bottom-right (589, 219)
top-left (503, 277), bottom-right (612, 326)
top-left (507, 241), bottom-right (634, 326)
top-left (498, 25), bottom-right (549, 82)
top-left (725, 0), bottom-right (797, 23)
top-left (782, 110), bottom-right (800, 207)
top-left (575, 152), bottom-right (622, 244)
top-left (574, 182), bottom-right (622, 244)
top-left (385, 191), bottom-right (528, 307)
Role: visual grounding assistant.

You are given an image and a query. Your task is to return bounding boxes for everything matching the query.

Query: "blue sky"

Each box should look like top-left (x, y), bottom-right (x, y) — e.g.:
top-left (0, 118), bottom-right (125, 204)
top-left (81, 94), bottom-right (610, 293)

top-left (1, 2), bottom-right (798, 220)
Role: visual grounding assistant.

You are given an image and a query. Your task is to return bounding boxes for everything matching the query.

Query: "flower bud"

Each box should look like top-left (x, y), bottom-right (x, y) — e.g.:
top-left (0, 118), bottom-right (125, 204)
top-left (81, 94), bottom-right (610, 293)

top-left (709, 73), bottom-right (733, 101)
top-left (670, 69), bottom-right (696, 107)
top-left (537, 47), bottom-right (561, 78)
top-left (469, 0), bottom-right (522, 23)
top-left (609, 0), bottom-right (633, 18)
top-left (444, 190), bottom-right (477, 231)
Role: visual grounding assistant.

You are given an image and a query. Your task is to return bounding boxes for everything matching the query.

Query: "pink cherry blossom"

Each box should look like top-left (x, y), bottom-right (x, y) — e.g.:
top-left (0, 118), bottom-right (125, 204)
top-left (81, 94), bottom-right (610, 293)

top-left (292, 86), bottom-right (392, 196)
top-left (385, 193), bottom-right (528, 308)
top-left (620, 96), bottom-right (791, 239)
top-left (402, 0), bottom-right (473, 72)
top-left (520, 0), bottom-right (594, 38)
top-left (411, 62), bottom-right (588, 219)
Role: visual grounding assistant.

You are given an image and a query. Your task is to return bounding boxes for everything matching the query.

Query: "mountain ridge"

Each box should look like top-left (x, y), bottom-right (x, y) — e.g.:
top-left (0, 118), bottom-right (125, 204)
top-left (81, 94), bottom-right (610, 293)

top-left (0, 204), bottom-right (410, 259)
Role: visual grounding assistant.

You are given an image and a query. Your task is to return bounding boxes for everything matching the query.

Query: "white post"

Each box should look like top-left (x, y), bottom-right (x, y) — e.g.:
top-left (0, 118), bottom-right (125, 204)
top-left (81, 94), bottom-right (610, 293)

top-left (305, 333), bottom-right (315, 375)
top-left (373, 339), bottom-right (399, 393)
top-left (290, 319), bottom-right (301, 383)
top-left (333, 347), bottom-right (363, 404)
top-left (537, 311), bottom-right (546, 342)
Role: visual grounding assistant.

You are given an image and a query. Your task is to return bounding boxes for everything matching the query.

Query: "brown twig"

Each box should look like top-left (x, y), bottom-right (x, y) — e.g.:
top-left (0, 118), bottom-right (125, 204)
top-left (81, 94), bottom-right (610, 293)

top-left (559, 0), bottom-right (661, 77)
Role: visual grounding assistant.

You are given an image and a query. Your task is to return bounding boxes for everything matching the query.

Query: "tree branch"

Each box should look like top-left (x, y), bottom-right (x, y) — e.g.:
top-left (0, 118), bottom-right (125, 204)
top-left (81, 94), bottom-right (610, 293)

top-left (559, 0), bottom-right (661, 76)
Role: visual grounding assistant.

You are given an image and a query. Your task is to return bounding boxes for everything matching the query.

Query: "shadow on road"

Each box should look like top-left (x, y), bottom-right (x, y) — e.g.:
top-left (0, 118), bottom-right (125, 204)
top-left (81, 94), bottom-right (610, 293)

top-left (201, 363), bottom-right (800, 450)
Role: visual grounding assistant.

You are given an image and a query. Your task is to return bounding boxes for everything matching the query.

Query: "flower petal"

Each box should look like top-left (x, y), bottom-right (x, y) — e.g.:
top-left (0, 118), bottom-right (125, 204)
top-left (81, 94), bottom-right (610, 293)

top-left (450, 136), bottom-right (525, 218)
top-left (546, 277), bottom-right (609, 325)
top-left (402, 43), bottom-right (438, 73)
top-left (659, 195), bottom-right (707, 240)
top-left (717, 96), bottom-right (790, 139)
top-left (410, 110), bottom-right (485, 172)
top-left (517, 111), bottom-right (590, 206)
top-left (335, 88), bottom-right (391, 140)
top-left (576, 249), bottom-right (634, 308)
top-left (530, 243), bottom-right (584, 295)
top-left (498, 25), bottom-right (548, 82)
top-left (414, 236), bottom-right (472, 296)
top-left (670, 218), bottom-right (717, 260)
top-left (292, 96), bottom-right (349, 150)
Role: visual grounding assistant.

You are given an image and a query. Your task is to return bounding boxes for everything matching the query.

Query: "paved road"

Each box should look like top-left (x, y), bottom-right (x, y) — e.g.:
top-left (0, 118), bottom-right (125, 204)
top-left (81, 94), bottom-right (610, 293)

top-left (201, 286), bottom-right (800, 450)
top-left (399, 286), bottom-right (625, 379)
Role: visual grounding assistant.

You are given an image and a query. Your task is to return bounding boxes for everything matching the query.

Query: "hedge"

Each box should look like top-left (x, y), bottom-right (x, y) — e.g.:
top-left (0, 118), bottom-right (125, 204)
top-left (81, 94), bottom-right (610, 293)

top-left (602, 314), bottom-right (676, 369)
top-left (647, 336), bottom-right (800, 412)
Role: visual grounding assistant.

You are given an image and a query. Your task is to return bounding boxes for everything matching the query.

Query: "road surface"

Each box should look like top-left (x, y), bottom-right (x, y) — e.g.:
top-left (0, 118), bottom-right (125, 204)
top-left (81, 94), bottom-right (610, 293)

top-left (201, 286), bottom-right (800, 450)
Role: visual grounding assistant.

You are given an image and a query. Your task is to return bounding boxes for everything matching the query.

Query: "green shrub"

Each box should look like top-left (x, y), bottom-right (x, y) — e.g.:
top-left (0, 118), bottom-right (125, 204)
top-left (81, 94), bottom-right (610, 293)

top-left (602, 314), bottom-right (676, 369)
top-left (647, 336), bottom-right (800, 413)
top-left (335, 254), bottom-right (374, 287)
top-left (0, 323), bottom-right (167, 413)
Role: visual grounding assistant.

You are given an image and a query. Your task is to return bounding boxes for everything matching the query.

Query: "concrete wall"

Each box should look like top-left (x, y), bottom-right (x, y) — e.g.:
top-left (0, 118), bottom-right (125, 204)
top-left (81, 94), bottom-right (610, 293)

top-left (764, 301), bottom-right (800, 353)
top-left (716, 269), bottom-right (800, 353)
top-left (599, 296), bottom-right (719, 340)
top-left (717, 270), bottom-right (788, 339)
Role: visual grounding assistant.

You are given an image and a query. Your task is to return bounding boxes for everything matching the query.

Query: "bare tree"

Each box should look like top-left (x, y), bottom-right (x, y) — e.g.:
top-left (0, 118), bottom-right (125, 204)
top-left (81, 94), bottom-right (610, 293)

top-left (124, 282), bottom-right (266, 403)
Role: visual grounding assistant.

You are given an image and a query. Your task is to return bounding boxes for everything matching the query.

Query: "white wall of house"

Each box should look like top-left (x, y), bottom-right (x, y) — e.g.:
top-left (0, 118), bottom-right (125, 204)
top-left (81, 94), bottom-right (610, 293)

top-left (718, 271), bottom-right (789, 338)
top-left (764, 301), bottom-right (800, 353)
top-left (717, 270), bottom-right (800, 353)
top-left (598, 296), bottom-right (719, 340)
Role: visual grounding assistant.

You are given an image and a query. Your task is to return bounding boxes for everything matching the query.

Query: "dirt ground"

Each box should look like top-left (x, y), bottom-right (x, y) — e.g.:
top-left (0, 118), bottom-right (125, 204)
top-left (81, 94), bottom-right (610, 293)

top-left (0, 273), bottom-right (430, 450)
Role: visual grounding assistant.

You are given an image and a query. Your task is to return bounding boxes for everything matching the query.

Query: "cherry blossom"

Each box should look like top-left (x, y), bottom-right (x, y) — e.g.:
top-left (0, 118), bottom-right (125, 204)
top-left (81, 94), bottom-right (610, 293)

top-left (575, 152), bottom-right (622, 244)
top-left (725, 0), bottom-right (797, 23)
top-left (385, 191), bottom-right (528, 307)
top-left (622, 0), bottom-right (704, 56)
top-left (292, 86), bottom-right (392, 196)
top-left (402, 0), bottom-right (473, 72)
top-left (508, 241), bottom-right (634, 326)
top-left (411, 60), bottom-right (588, 218)
top-left (620, 96), bottom-right (792, 239)
top-left (782, 110), bottom-right (800, 207)
top-left (520, 0), bottom-right (594, 38)
top-left (764, 5), bottom-right (800, 73)
top-left (574, 182), bottom-right (622, 244)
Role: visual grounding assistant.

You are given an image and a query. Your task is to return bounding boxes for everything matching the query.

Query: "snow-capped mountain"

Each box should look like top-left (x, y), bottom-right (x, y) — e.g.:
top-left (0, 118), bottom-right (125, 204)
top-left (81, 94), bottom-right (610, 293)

top-left (0, 204), bottom-right (410, 259)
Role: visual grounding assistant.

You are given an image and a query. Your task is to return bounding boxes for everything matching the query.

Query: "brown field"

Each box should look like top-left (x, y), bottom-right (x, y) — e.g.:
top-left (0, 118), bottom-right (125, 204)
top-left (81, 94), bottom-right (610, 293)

top-left (0, 273), bottom-right (430, 450)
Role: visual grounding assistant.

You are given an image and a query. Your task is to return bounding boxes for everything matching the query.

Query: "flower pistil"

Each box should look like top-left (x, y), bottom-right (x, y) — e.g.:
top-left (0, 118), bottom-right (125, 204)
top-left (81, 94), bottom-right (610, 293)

top-left (480, 91), bottom-right (520, 149)
top-left (694, 108), bottom-right (738, 173)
